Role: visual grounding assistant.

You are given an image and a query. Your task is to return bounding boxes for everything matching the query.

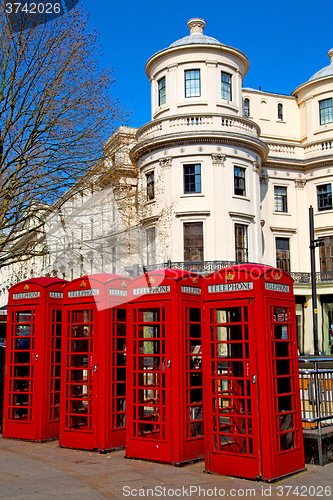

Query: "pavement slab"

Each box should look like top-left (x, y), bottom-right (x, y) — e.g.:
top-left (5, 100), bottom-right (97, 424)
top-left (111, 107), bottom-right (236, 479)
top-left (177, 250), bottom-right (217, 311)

top-left (0, 436), bottom-right (332, 500)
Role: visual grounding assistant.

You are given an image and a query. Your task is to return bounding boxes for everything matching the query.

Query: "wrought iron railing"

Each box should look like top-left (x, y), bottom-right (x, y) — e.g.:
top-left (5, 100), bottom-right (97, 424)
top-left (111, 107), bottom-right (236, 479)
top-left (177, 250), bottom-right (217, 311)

top-left (292, 271), bottom-right (333, 284)
top-left (138, 261), bottom-right (333, 283)
top-left (299, 357), bottom-right (333, 465)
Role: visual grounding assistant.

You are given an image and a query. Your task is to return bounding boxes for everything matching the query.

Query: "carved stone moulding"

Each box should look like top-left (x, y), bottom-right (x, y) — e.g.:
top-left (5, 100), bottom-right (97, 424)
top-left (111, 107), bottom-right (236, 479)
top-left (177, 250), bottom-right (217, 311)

top-left (211, 153), bottom-right (226, 165)
top-left (294, 178), bottom-right (306, 189)
top-left (260, 174), bottom-right (269, 185)
top-left (159, 156), bottom-right (172, 168)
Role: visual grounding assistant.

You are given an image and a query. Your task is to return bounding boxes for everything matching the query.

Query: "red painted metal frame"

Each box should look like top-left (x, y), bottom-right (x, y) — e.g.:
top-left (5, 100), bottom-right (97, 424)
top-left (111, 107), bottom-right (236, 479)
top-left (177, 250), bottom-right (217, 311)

top-left (125, 269), bottom-right (204, 465)
top-left (3, 277), bottom-right (67, 441)
top-left (202, 265), bottom-right (305, 481)
top-left (59, 273), bottom-right (129, 451)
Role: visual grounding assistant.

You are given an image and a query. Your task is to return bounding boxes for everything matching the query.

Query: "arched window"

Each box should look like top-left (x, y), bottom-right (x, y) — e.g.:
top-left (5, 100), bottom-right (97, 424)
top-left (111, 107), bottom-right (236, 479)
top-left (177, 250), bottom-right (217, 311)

top-left (260, 100), bottom-right (267, 119)
top-left (278, 103), bottom-right (283, 121)
top-left (243, 98), bottom-right (250, 117)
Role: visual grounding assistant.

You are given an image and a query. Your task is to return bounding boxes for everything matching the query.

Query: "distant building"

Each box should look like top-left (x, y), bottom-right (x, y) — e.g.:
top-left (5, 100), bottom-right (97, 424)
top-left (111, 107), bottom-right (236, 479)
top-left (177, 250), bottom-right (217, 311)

top-left (1, 19), bottom-right (332, 355)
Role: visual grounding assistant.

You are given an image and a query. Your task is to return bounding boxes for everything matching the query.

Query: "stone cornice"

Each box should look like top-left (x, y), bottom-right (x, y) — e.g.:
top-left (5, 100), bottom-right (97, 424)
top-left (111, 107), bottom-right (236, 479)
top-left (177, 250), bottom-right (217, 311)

top-left (175, 210), bottom-right (210, 218)
top-left (229, 211), bottom-right (255, 221)
top-left (270, 226), bottom-right (297, 234)
top-left (263, 155), bottom-right (333, 171)
top-left (130, 131), bottom-right (269, 163)
top-left (140, 215), bottom-right (160, 226)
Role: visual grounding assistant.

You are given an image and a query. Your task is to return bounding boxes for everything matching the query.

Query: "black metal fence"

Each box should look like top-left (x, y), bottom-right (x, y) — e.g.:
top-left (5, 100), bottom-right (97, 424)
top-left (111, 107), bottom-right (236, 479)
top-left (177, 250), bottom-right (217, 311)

top-left (134, 261), bottom-right (333, 283)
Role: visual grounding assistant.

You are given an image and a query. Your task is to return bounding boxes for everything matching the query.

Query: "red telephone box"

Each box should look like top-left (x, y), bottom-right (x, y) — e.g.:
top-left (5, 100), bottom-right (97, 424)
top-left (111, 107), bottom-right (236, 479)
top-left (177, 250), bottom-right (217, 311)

top-left (59, 274), bottom-right (130, 451)
top-left (3, 277), bottom-right (67, 441)
top-left (126, 269), bottom-right (204, 465)
top-left (202, 265), bottom-right (305, 481)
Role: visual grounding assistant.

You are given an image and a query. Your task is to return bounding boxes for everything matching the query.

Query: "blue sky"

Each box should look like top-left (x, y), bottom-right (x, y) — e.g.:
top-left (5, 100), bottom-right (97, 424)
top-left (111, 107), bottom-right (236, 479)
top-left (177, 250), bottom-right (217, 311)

top-left (80, 0), bottom-right (332, 129)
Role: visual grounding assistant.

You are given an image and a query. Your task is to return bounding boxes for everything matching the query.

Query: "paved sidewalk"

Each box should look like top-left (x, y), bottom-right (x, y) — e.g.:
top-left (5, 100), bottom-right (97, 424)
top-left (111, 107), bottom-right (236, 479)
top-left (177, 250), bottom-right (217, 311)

top-left (0, 436), bottom-right (332, 499)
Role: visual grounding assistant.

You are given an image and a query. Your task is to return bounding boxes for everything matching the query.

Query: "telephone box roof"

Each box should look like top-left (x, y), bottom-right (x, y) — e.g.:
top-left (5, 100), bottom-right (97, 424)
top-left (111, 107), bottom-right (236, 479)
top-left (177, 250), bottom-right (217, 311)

top-left (131, 269), bottom-right (202, 283)
top-left (63, 273), bottom-right (124, 288)
top-left (204, 264), bottom-right (293, 281)
top-left (9, 277), bottom-right (66, 291)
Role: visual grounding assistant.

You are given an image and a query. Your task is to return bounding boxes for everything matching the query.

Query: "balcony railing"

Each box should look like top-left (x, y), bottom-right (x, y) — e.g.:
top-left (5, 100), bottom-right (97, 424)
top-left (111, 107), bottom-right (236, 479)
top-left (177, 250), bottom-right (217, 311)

top-left (138, 261), bottom-right (333, 283)
top-left (136, 113), bottom-right (260, 142)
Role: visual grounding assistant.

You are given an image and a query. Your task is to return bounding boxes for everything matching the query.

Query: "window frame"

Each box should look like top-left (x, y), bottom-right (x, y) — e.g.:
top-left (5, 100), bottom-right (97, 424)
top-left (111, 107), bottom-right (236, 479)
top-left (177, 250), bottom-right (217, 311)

top-left (319, 98), bottom-right (333, 125)
top-left (146, 171), bottom-right (155, 201)
top-left (274, 186), bottom-right (288, 213)
top-left (185, 69), bottom-right (201, 98)
top-left (158, 76), bottom-right (166, 107)
top-left (183, 164), bottom-right (201, 194)
top-left (146, 227), bottom-right (156, 265)
top-left (317, 183), bottom-right (332, 211)
top-left (277, 103), bottom-right (283, 121)
top-left (275, 237), bottom-right (290, 272)
top-left (235, 224), bottom-right (248, 263)
top-left (243, 98), bottom-right (250, 117)
top-left (221, 71), bottom-right (232, 101)
top-left (184, 222), bottom-right (204, 262)
top-left (234, 166), bottom-right (246, 197)
top-left (319, 235), bottom-right (333, 272)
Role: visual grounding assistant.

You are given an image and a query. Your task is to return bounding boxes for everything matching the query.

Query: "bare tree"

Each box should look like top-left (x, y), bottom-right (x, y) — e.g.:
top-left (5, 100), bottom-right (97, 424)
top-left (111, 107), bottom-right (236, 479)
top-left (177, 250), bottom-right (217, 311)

top-left (0, 4), bottom-right (128, 268)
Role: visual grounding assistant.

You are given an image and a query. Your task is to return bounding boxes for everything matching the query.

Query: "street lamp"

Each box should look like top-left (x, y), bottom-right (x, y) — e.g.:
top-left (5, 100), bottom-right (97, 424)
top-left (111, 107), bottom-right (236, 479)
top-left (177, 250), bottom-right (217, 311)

top-left (309, 206), bottom-right (324, 356)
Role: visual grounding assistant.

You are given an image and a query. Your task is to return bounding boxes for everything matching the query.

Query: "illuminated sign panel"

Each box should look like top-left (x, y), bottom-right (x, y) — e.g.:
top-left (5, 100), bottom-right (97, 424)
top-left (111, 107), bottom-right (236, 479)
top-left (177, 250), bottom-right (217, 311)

top-left (208, 282), bottom-right (253, 293)
top-left (265, 282), bottom-right (290, 293)
top-left (181, 286), bottom-right (201, 295)
top-left (13, 291), bottom-right (40, 300)
top-left (68, 288), bottom-right (99, 298)
top-left (133, 285), bottom-right (170, 296)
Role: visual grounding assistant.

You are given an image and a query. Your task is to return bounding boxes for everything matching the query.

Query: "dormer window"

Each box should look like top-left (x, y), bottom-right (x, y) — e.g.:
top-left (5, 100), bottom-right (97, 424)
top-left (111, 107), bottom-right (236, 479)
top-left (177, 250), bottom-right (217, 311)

top-left (277, 103), bottom-right (283, 121)
top-left (185, 69), bottom-right (200, 97)
top-left (243, 98), bottom-right (250, 117)
top-left (158, 77), bottom-right (166, 106)
top-left (319, 98), bottom-right (333, 125)
top-left (221, 72), bottom-right (232, 101)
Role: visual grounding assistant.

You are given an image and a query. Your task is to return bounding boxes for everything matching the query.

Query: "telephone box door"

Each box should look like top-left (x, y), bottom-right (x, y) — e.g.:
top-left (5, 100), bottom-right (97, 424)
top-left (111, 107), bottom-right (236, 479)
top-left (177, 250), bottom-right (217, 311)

top-left (264, 298), bottom-right (303, 479)
top-left (43, 305), bottom-right (62, 438)
top-left (205, 298), bottom-right (262, 478)
top-left (128, 302), bottom-right (172, 461)
top-left (5, 306), bottom-right (39, 439)
top-left (63, 306), bottom-right (98, 449)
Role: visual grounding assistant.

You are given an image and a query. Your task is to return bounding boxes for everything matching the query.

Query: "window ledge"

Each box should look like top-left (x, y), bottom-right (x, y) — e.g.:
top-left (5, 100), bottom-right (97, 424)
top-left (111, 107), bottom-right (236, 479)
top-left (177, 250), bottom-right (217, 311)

top-left (273, 211), bottom-right (291, 216)
top-left (232, 195), bottom-right (250, 202)
top-left (144, 199), bottom-right (156, 206)
top-left (314, 123), bottom-right (333, 135)
top-left (153, 106), bottom-right (170, 119)
top-left (178, 101), bottom-right (208, 108)
top-left (180, 193), bottom-right (205, 198)
top-left (315, 209), bottom-right (333, 215)
top-left (276, 120), bottom-right (286, 124)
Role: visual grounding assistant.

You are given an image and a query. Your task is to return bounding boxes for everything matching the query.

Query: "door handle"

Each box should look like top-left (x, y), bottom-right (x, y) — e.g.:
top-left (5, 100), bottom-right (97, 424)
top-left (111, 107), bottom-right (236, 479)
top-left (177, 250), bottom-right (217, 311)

top-left (167, 360), bottom-right (171, 368)
top-left (94, 365), bottom-right (97, 373)
top-left (252, 374), bottom-right (257, 384)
